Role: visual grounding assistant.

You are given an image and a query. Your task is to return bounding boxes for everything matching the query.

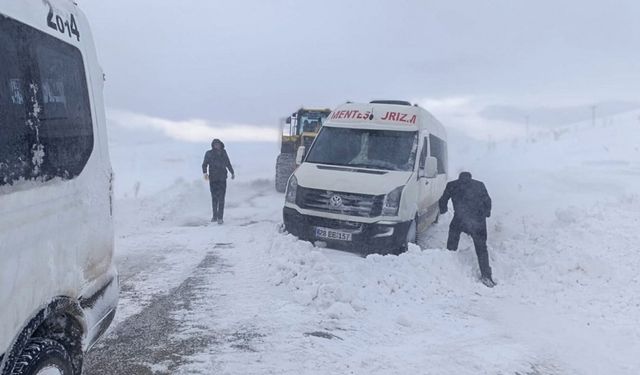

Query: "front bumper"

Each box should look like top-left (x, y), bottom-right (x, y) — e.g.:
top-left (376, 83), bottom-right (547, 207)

top-left (283, 207), bottom-right (411, 255)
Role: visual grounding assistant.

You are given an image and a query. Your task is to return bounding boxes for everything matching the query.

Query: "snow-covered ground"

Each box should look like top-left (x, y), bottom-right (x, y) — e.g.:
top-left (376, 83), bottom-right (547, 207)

top-left (85, 110), bottom-right (640, 374)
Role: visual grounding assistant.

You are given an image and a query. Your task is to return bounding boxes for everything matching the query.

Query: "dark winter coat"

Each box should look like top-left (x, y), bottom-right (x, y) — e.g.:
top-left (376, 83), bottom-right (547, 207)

top-left (202, 140), bottom-right (234, 181)
top-left (439, 172), bottom-right (492, 228)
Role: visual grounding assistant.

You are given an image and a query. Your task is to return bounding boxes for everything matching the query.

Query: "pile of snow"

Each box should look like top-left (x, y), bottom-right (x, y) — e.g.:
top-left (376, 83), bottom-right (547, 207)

top-left (103, 109), bottom-right (640, 374)
top-left (260, 110), bottom-right (640, 374)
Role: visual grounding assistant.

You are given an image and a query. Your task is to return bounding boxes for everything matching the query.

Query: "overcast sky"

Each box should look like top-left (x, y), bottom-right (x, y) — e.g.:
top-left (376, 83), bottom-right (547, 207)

top-left (81, 0), bottom-right (640, 140)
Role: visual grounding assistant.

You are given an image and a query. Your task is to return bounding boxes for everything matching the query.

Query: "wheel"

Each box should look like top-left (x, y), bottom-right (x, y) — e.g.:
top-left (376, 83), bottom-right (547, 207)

top-left (10, 338), bottom-right (74, 375)
top-left (393, 219), bottom-right (417, 255)
top-left (407, 219), bottom-right (418, 245)
top-left (275, 153), bottom-right (296, 193)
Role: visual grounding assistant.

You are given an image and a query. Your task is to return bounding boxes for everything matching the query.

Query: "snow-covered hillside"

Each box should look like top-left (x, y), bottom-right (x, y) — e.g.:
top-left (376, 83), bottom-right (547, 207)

top-left (86, 111), bottom-right (640, 374)
top-left (107, 121), bottom-right (279, 199)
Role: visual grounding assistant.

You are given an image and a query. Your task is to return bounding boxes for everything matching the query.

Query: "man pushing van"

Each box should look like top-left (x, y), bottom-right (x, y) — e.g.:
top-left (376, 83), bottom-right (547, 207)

top-left (439, 172), bottom-right (495, 288)
top-left (202, 139), bottom-right (235, 224)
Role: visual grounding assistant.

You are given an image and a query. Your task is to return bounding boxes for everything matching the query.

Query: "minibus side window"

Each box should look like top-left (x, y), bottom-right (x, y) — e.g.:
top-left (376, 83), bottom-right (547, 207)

top-left (0, 15), bottom-right (93, 192)
top-left (33, 37), bottom-right (94, 180)
top-left (0, 20), bottom-right (31, 187)
top-left (429, 134), bottom-right (448, 174)
top-left (419, 136), bottom-right (428, 170)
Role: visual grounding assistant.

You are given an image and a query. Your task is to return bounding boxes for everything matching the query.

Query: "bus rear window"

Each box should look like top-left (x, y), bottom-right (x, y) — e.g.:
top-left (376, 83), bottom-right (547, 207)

top-left (0, 14), bottom-right (93, 191)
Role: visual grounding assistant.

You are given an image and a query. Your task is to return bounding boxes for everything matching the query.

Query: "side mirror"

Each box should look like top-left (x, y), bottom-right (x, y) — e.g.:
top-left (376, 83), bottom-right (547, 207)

top-left (425, 156), bottom-right (438, 178)
top-left (295, 146), bottom-right (306, 165)
top-left (285, 116), bottom-right (292, 125)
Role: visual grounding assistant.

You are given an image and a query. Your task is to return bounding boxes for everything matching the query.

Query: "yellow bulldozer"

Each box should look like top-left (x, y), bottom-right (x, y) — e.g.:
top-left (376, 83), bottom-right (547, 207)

top-left (275, 107), bottom-right (331, 192)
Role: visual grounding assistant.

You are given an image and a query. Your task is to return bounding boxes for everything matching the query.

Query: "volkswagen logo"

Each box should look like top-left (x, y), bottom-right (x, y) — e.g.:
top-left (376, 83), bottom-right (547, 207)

top-left (329, 194), bottom-right (343, 208)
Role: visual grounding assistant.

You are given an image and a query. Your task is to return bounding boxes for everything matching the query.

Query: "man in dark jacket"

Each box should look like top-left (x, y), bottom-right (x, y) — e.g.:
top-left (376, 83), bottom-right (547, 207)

top-left (439, 172), bottom-right (495, 287)
top-left (202, 139), bottom-right (235, 224)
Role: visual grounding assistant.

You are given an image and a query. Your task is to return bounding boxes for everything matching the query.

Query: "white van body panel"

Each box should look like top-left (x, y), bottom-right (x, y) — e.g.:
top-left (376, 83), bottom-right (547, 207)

top-left (293, 163), bottom-right (412, 196)
top-left (327, 103), bottom-right (447, 137)
top-left (0, 0), bottom-right (116, 364)
top-left (283, 101), bottom-right (448, 252)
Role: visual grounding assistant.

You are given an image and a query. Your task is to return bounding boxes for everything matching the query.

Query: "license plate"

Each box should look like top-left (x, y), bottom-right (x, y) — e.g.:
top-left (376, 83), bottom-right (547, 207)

top-left (315, 227), bottom-right (352, 241)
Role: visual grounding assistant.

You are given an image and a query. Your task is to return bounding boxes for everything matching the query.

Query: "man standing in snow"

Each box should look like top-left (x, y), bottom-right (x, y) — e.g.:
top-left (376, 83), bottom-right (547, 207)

top-left (202, 139), bottom-right (235, 224)
top-left (439, 172), bottom-right (495, 287)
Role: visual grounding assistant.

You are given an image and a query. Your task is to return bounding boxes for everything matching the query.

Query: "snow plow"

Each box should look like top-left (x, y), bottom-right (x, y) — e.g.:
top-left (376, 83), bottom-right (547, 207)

top-left (275, 108), bottom-right (331, 192)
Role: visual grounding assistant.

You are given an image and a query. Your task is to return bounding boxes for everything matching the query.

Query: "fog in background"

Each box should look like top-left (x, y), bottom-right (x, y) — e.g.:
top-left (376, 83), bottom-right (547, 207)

top-left (81, 0), bottom-right (640, 141)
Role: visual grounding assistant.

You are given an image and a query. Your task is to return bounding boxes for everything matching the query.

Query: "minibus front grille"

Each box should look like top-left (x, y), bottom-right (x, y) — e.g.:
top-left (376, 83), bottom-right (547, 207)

top-left (297, 187), bottom-right (383, 217)
top-left (305, 216), bottom-right (363, 231)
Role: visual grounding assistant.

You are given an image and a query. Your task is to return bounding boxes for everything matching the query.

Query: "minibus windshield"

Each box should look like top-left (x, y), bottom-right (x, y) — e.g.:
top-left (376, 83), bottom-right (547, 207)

top-left (306, 127), bottom-right (418, 171)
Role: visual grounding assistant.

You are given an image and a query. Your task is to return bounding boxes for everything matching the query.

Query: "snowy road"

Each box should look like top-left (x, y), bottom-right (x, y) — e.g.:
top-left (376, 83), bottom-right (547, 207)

top-left (85, 113), bottom-right (640, 374)
top-left (86, 250), bottom-right (225, 374)
top-left (84, 180), bottom-right (639, 375)
top-left (85, 181), bottom-right (279, 374)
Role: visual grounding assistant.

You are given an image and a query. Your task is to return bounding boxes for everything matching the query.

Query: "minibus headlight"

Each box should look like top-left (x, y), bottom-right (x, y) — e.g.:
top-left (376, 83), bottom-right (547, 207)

top-left (285, 175), bottom-right (298, 204)
top-left (382, 186), bottom-right (403, 216)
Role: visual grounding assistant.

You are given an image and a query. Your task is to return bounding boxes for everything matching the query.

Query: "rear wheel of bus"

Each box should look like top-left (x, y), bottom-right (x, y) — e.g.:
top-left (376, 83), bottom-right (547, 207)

top-left (10, 338), bottom-right (74, 375)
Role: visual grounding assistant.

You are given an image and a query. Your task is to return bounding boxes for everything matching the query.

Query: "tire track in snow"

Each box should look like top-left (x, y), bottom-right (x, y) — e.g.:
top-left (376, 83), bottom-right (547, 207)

top-left (84, 251), bottom-right (229, 374)
top-left (85, 180), bottom-right (280, 374)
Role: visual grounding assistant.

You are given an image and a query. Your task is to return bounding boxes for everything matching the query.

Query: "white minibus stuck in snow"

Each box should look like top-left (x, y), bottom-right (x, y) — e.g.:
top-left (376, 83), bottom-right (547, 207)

top-left (283, 100), bottom-right (448, 254)
top-left (0, 1), bottom-right (117, 374)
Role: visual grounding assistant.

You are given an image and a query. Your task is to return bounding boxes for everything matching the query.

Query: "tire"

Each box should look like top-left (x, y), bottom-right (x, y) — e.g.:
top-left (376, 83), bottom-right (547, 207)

top-left (407, 219), bottom-right (418, 245)
top-left (393, 219), bottom-right (417, 255)
top-left (275, 153), bottom-right (296, 193)
top-left (415, 217), bottom-right (426, 248)
top-left (10, 338), bottom-right (74, 375)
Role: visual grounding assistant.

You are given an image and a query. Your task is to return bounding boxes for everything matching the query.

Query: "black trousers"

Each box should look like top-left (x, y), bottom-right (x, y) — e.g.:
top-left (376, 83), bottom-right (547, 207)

top-left (447, 216), bottom-right (492, 278)
top-left (209, 179), bottom-right (227, 220)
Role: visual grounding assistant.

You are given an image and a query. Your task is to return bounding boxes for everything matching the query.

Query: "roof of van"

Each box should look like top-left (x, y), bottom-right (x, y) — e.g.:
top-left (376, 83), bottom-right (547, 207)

top-left (299, 108), bottom-right (332, 112)
top-left (324, 101), bottom-right (447, 138)
top-left (369, 100), bottom-right (413, 106)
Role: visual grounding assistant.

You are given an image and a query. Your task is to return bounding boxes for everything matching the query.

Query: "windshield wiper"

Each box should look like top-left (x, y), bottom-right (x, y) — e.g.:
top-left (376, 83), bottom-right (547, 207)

top-left (308, 161), bottom-right (346, 167)
top-left (347, 163), bottom-right (391, 171)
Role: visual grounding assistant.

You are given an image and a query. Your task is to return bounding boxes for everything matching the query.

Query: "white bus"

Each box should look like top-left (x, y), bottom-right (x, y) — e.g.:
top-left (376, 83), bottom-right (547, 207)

top-left (283, 100), bottom-right (448, 254)
top-left (0, 1), bottom-right (118, 374)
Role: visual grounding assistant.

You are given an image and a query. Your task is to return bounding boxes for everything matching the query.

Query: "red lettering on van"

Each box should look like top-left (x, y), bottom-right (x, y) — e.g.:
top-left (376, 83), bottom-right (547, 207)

top-left (331, 110), bottom-right (372, 121)
top-left (380, 111), bottom-right (417, 124)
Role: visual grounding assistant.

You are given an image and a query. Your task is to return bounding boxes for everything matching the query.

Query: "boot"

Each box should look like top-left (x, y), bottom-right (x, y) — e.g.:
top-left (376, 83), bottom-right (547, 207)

top-left (480, 276), bottom-right (496, 288)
